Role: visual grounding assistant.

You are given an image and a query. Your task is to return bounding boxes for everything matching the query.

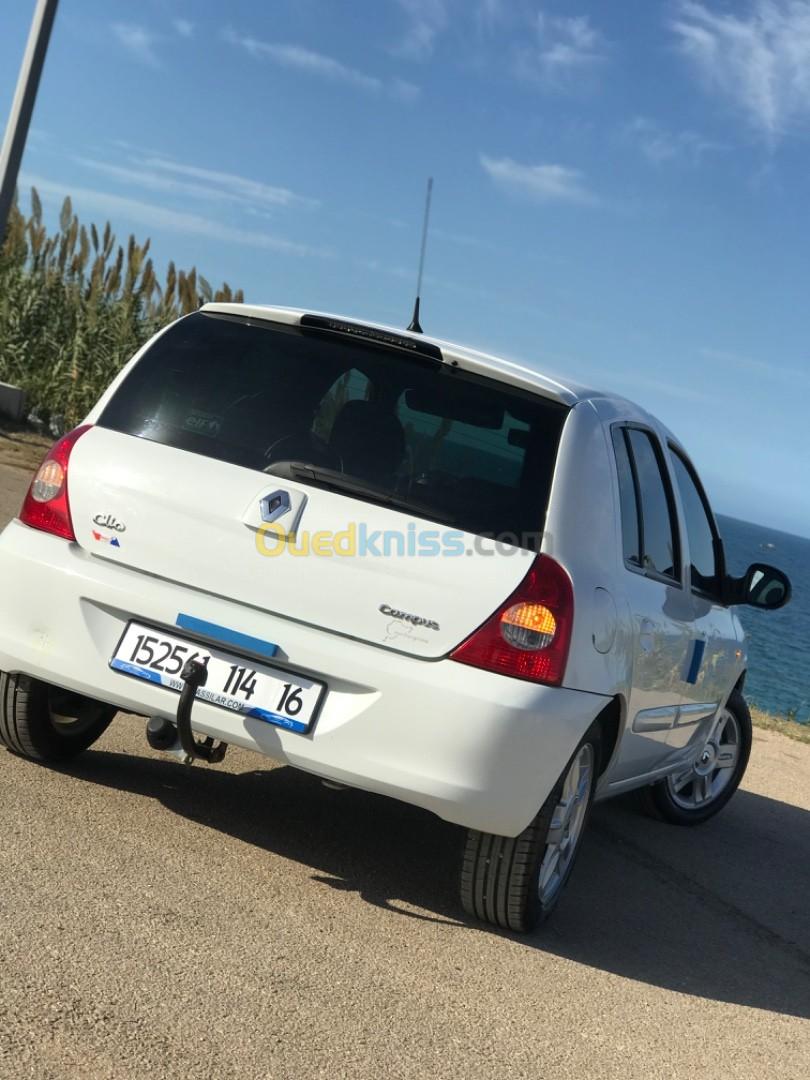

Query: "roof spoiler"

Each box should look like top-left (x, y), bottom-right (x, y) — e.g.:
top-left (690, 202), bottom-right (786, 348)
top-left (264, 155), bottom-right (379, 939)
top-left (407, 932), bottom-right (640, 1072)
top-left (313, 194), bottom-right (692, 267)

top-left (300, 314), bottom-right (444, 363)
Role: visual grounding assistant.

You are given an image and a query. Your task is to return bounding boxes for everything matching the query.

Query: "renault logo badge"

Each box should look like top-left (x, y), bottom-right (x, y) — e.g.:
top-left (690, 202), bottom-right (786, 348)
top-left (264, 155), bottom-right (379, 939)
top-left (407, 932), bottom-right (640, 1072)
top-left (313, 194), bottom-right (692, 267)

top-left (260, 490), bottom-right (292, 524)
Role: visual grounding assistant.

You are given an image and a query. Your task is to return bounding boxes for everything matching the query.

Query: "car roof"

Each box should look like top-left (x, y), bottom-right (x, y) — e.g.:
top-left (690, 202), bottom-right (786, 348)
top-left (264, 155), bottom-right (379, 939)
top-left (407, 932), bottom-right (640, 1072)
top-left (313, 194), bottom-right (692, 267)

top-left (199, 303), bottom-right (673, 434)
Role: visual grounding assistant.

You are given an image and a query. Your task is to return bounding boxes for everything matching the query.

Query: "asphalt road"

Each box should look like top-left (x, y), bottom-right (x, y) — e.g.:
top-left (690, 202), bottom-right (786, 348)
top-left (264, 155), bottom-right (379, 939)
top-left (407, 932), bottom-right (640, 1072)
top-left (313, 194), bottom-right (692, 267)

top-left (0, 441), bottom-right (808, 1079)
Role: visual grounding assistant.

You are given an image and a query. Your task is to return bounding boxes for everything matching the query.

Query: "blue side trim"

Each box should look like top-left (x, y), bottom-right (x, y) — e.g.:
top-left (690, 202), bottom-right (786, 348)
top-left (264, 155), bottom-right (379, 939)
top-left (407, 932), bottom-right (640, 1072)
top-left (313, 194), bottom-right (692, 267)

top-left (175, 614), bottom-right (279, 658)
top-left (246, 706), bottom-right (309, 735)
top-left (111, 658), bottom-right (163, 684)
top-left (686, 639), bottom-right (706, 685)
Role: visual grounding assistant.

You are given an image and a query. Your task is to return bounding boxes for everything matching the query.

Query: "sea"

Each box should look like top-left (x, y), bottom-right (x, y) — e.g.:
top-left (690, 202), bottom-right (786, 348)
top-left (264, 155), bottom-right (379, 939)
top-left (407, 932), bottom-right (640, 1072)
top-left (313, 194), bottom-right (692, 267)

top-left (719, 515), bottom-right (810, 725)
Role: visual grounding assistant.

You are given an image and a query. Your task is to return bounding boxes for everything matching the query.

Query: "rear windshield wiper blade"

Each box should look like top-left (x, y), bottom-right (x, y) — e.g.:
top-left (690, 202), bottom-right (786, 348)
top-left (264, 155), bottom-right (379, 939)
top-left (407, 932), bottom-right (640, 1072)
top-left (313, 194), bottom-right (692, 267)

top-left (264, 461), bottom-right (455, 524)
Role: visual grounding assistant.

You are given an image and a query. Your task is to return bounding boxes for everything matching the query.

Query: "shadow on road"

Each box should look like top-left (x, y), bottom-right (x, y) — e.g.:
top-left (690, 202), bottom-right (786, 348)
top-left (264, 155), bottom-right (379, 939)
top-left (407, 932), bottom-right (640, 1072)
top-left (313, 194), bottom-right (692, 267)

top-left (63, 747), bottom-right (810, 1019)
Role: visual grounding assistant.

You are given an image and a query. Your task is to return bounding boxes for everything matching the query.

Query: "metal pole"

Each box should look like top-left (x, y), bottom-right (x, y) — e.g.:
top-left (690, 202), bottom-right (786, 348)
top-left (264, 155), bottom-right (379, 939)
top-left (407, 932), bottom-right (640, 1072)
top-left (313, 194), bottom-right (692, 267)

top-left (0, 0), bottom-right (60, 240)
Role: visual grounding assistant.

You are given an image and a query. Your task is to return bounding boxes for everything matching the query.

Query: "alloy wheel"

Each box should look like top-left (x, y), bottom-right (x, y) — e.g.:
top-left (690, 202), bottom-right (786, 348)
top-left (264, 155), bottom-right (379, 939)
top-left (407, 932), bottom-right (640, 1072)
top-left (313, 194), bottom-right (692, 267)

top-left (666, 707), bottom-right (741, 810)
top-left (537, 742), bottom-right (594, 906)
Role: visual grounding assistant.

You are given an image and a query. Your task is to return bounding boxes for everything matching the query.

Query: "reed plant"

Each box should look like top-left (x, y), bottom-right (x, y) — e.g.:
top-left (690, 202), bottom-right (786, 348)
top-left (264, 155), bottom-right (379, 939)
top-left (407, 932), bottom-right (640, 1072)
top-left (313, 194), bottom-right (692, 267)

top-left (0, 188), bottom-right (244, 430)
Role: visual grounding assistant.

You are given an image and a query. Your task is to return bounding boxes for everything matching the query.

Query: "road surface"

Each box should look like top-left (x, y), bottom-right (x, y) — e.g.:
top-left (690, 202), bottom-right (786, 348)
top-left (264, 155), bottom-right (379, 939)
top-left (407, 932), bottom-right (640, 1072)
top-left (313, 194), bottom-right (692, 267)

top-left (0, 434), bottom-right (808, 1079)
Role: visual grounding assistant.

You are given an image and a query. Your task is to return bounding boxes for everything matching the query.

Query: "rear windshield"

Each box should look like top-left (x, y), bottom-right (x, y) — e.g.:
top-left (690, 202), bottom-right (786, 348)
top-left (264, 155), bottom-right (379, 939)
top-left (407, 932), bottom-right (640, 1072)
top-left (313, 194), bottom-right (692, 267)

top-left (99, 312), bottom-right (567, 545)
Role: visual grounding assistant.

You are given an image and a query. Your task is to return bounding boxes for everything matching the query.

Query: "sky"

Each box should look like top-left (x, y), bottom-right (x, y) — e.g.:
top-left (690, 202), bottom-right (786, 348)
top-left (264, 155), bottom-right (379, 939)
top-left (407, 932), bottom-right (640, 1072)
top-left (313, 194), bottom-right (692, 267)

top-left (2, 0), bottom-right (810, 537)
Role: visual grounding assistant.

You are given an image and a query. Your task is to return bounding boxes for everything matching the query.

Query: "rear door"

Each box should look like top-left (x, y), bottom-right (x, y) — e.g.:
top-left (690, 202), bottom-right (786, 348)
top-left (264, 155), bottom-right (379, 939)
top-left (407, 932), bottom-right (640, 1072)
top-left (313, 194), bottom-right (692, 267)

top-left (608, 424), bottom-right (695, 781)
top-left (68, 311), bottom-right (569, 658)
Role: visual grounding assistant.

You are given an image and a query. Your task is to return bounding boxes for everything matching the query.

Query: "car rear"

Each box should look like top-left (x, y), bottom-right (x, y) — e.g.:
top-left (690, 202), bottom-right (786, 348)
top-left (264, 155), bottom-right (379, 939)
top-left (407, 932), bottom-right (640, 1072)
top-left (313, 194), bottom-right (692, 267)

top-left (0, 307), bottom-right (609, 835)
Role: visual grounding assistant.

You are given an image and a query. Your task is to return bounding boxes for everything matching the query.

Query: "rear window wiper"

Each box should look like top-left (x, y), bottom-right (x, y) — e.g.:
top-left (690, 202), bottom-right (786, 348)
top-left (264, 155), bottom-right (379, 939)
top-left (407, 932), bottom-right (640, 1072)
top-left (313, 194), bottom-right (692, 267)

top-left (264, 461), bottom-right (455, 524)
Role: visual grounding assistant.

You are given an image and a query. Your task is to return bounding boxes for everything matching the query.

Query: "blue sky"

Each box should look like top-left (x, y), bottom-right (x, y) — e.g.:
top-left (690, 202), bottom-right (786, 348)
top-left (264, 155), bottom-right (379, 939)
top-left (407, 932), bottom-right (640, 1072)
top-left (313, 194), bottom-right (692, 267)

top-left (2, 0), bottom-right (810, 537)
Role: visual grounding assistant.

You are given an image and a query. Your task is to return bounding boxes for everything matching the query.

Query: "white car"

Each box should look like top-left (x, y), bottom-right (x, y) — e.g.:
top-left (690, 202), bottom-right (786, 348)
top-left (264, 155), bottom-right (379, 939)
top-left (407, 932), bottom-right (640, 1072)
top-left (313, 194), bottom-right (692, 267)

top-left (0, 305), bottom-right (790, 931)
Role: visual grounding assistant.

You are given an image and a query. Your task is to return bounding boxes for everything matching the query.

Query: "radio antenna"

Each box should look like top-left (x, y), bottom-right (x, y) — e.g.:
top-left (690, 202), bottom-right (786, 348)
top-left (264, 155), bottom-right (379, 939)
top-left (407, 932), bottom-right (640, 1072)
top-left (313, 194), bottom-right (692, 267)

top-left (407, 176), bottom-right (433, 334)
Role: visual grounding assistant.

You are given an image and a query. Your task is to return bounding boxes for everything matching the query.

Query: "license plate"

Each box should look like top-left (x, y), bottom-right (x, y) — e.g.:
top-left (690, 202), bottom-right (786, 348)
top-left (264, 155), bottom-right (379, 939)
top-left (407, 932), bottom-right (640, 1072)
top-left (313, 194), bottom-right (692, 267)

top-left (110, 622), bottom-right (325, 734)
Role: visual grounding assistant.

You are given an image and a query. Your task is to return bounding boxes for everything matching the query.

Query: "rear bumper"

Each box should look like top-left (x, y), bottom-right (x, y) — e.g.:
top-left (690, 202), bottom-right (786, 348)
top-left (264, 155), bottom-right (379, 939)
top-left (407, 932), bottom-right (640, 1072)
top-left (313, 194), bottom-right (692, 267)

top-left (0, 521), bottom-right (609, 835)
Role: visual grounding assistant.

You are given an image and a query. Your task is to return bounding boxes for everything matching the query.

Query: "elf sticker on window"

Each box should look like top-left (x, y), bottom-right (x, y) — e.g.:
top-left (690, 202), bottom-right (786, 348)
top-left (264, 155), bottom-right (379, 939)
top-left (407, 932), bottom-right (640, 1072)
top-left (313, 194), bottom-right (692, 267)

top-left (183, 410), bottom-right (222, 437)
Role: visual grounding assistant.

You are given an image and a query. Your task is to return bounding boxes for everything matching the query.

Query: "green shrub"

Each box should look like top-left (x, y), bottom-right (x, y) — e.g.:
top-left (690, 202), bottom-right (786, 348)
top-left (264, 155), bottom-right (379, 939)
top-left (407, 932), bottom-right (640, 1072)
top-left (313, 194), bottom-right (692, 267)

top-left (0, 188), bottom-right (243, 429)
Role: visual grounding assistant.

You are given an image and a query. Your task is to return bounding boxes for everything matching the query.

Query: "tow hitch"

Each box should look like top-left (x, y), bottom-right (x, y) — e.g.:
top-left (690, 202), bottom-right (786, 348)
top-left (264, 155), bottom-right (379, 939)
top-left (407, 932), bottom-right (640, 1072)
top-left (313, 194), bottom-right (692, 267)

top-left (145, 657), bottom-right (228, 765)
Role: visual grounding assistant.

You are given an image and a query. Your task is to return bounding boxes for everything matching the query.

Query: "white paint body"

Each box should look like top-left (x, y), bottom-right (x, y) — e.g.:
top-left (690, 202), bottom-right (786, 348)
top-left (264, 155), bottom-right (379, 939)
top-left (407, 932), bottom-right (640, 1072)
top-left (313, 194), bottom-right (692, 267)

top-left (0, 306), bottom-right (746, 836)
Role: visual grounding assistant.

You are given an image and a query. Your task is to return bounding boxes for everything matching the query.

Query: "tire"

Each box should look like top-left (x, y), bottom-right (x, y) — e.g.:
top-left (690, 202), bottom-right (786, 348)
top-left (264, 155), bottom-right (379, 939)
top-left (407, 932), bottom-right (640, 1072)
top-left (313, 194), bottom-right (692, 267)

top-left (460, 726), bottom-right (601, 933)
top-left (640, 689), bottom-right (752, 826)
top-left (0, 672), bottom-right (116, 763)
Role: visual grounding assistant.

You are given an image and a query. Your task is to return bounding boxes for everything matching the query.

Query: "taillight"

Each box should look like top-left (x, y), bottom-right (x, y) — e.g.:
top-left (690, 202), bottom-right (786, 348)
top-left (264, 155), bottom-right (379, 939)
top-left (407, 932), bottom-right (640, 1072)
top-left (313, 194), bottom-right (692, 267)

top-left (450, 555), bottom-right (574, 686)
top-left (19, 425), bottom-right (93, 541)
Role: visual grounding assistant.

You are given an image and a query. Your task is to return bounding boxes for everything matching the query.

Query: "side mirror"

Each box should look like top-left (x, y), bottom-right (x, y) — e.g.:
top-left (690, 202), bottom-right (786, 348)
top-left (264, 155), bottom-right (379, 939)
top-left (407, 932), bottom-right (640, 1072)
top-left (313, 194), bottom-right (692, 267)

top-left (729, 563), bottom-right (791, 610)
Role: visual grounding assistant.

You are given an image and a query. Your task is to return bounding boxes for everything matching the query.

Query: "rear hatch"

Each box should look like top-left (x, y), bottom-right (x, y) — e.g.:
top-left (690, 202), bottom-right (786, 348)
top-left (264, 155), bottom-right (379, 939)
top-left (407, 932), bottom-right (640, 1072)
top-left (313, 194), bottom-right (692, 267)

top-left (67, 311), bottom-right (568, 658)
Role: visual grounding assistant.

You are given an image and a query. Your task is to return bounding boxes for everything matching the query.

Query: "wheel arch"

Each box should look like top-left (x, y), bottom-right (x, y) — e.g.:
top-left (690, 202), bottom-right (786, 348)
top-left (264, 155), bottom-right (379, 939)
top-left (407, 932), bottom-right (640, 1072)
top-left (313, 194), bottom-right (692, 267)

top-left (593, 694), bottom-right (624, 777)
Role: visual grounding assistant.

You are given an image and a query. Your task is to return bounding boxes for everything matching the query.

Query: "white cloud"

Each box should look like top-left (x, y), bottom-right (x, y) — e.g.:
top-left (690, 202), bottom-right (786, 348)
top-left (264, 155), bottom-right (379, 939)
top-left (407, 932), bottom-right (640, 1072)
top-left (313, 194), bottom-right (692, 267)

top-left (142, 158), bottom-right (319, 210)
top-left (74, 156), bottom-right (319, 212)
top-left (224, 28), bottom-right (419, 101)
top-left (391, 78), bottom-right (422, 102)
top-left (626, 116), bottom-right (723, 165)
top-left (20, 174), bottom-right (331, 260)
top-left (475, 0), bottom-right (509, 32)
top-left (111, 23), bottom-right (159, 66)
top-left (480, 155), bottom-right (598, 205)
top-left (111, 138), bottom-right (165, 158)
top-left (518, 10), bottom-right (608, 87)
top-left (671, 0), bottom-right (810, 140)
top-left (394, 0), bottom-right (449, 59)
top-left (611, 374), bottom-right (709, 404)
top-left (224, 29), bottom-right (380, 92)
top-left (700, 346), bottom-right (810, 384)
top-left (173, 19), bottom-right (194, 38)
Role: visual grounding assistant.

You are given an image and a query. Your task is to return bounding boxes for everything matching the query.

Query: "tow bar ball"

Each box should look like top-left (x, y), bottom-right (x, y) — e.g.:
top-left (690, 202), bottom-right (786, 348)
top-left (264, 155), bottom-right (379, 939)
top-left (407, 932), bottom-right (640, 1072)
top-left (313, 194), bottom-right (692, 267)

top-left (144, 657), bottom-right (228, 765)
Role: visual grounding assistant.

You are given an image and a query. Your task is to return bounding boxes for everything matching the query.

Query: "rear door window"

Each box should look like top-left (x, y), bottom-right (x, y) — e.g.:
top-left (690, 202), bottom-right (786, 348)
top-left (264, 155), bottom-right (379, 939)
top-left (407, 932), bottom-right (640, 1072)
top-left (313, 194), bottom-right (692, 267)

top-left (611, 427), bottom-right (642, 568)
top-left (99, 312), bottom-right (568, 546)
top-left (612, 425), bottom-right (681, 583)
